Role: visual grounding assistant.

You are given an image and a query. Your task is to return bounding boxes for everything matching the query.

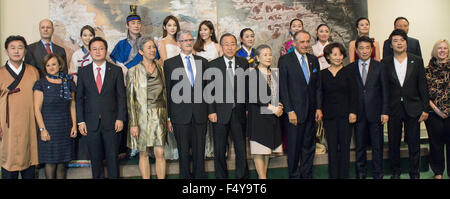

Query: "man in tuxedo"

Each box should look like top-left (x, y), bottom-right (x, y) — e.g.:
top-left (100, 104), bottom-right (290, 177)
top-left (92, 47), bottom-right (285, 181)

top-left (25, 19), bottom-right (67, 77)
top-left (208, 33), bottom-right (249, 179)
top-left (381, 29), bottom-right (429, 179)
top-left (164, 30), bottom-right (209, 179)
top-left (76, 37), bottom-right (126, 179)
top-left (383, 17), bottom-right (422, 59)
top-left (347, 36), bottom-right (389, 179)
top-left (279, 31), bottom-right (322, 179)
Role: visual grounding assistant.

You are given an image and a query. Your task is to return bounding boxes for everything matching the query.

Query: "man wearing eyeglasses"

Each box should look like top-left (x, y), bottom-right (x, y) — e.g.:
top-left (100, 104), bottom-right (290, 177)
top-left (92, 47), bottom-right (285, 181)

top-left (163, 30), bottom-right (209, 179)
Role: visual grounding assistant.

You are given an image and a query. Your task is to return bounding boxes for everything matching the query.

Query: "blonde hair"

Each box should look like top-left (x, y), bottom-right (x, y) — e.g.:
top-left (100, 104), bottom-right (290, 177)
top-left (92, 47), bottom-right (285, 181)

top-left (431, 39), bottom-right (449, 60)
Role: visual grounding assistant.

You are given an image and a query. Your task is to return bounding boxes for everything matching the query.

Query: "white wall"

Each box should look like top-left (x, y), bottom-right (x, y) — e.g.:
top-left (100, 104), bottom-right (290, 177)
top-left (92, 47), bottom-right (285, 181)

top-left (1, 0), bottom-right (449, 64)
top-left (368, 0), bottom-right (450, 63)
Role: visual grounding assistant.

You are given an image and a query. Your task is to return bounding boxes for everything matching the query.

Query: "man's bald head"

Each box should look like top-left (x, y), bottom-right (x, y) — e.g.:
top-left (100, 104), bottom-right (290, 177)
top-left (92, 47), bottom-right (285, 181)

top-left (39, 19), bottom-right (54, 41)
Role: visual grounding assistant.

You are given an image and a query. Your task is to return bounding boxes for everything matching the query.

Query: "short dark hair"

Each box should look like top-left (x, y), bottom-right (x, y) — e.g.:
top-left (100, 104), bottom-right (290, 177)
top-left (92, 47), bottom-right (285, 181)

top-left (5, 35), bottom-right (27, 50)
top-left (355, 36), bottom-right (374, 48)
top-left (41, 54), bottom-right (65, 75)
top-left (356, 17), bottom-right (370, 28)
top-left (219, 33), bottom-right (237, 45)
top-left (389, 29), bottom-right (408, 44)
top-left (80, 25), bottom-right (95, 37)
top-left (323, 42), bottom-right (347, 64)
top-left (394, 17), bottom-right (409, 25)
top-left (89, 37), bottom-right (108, 51)
top-left (293, 30), bottom-right (311, 41)
top-left (127, 14), bottom-right (141, 24)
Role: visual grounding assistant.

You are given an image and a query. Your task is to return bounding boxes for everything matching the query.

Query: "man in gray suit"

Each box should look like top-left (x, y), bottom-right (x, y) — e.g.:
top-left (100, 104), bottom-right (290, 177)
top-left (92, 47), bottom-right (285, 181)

top-left (25, 19), bottom-right (67, 77)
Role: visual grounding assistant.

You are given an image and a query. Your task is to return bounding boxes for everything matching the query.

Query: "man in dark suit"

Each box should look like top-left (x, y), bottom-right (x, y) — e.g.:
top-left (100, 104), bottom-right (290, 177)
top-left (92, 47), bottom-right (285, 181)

top-left (164, 30), bottom-right (209, 179)
top-left (347, 36), bottom-right (389, 179)
top-left (381, 29), bottom-right (429, 179)
top-left (25, 19), bottom-right (67, 77)
top-left (279, 31), bottom-right (322, 179)
top-left (383, 17), bottom-right (422, 59)
top-left (76, 37), bottom-right (126, 179)
top-left (208, 33), bottom-right (249, 179)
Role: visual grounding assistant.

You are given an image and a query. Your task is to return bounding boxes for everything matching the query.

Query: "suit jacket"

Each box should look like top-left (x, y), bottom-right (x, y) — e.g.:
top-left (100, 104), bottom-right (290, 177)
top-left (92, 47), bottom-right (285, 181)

top-left (25, 41), bottom-right (68, 76)
top-left (381, 53), bottom-right (429, 118)
top-left (279, 51), bottom-right (321, 123)
top-left (207, 56), bottom-right (248, 124)
top-left (164, 54), bottom-right (209, 125)
top-left (347, 59), bottom-right (389, 122)
top-left (383, 37), bottom-right (422, 59)
top-left (76, 62), bottom-right (126, 131)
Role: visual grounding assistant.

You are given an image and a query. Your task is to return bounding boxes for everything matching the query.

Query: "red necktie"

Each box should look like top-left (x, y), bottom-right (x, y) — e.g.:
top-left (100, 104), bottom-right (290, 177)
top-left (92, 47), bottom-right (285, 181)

top-left (96, 67), bottom-right (102, 93)
top-left (45, 43), bottom-right (52, 54)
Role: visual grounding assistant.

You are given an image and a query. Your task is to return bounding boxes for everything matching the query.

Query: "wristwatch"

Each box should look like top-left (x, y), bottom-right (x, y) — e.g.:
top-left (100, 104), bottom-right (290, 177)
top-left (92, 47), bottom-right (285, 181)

top-left (39, 128), bottom-right (45, 132)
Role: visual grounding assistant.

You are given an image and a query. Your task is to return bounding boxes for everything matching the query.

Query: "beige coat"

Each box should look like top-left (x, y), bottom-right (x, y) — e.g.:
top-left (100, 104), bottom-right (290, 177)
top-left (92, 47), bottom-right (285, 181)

top-left (126, 62), bottom-right (168, 149)
top-left (0, 64), bottom-right (39, 171)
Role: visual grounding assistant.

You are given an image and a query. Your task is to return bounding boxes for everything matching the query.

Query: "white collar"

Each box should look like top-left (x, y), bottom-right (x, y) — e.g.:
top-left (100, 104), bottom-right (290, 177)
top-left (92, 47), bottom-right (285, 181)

top-left (7, 61), bottom-right (23, 75)
top-left (93, 61), bottom-right (106, 69)
top-left (180, 52), bottom-right (194, 59)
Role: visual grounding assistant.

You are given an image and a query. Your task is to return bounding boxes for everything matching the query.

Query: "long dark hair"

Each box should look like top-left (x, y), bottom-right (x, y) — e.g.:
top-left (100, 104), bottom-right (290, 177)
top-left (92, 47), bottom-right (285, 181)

top-left (194, 20), bottom-right (218, 52)
top-left (162, 15), bottom-right (180, 39)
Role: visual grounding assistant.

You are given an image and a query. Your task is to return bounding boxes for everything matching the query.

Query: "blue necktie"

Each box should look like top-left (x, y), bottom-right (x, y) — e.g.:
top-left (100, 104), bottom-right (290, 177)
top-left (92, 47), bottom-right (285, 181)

top-left (185, 56), bottom-right (194, 86)
top-left (301, 55), bottom-right (310, 84)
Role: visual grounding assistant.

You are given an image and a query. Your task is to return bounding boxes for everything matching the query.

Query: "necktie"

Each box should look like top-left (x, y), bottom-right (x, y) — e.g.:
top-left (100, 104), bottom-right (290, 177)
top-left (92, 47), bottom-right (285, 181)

top-left (45, 43), bottom-right (52, 54)
top-left (301, 55), bottom-right (310, 84)
top-left (185, 56), bottom-right (194, 86)
top-left (227, 60), bottom-right (235, 109)
top-left (96, 67), bottom-right (102, 93)
top-left (362, 62), bottom-right (368, 85)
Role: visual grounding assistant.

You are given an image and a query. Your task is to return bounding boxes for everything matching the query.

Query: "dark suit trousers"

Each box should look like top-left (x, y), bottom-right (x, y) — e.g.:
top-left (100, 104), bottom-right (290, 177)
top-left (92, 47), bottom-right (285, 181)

top-left (324, 117), bottom-right (352, 179)
top-left (355, 113), bottom-right (384, 179)
top-left (86, 120), bottom-right (120, 179)
top-left (388, 105), bottom-right (421, 178)
top-left (173, 120), bottom-right (207, 179)
top-left (1, 166), bottom-right (36, 179)
top-left (212, 109), bottom-right (249, 179)
top-left (287, 113), bottom-right (315, 179)
top-left (425, 112), bottom-right (450, 176)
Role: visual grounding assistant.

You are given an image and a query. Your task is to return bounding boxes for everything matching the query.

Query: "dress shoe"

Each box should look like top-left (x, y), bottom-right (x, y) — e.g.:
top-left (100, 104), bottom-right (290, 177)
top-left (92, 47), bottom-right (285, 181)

top-left (390, 174), bottom-right (400, 179)
top-left (356, 174), bottom-right (367, 179)
top-left (410, 175), bottom-right (420, 179)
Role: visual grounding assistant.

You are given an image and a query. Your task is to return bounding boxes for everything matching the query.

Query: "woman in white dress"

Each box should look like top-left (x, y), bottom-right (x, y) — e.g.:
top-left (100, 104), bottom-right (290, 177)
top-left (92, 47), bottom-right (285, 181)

top-left (69, 25), bottom-right (95, 83)
top-left (312, 24), bottom-right (331, 70)
top-left (158, 15), bottom-right (181, 62)
top-left (193, 20), bottom-right (222, 158)
top-left (157, 15), bottom-right (181, 160)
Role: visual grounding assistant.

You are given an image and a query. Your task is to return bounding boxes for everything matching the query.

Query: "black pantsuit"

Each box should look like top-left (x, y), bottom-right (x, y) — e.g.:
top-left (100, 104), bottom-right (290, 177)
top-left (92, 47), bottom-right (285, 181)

top-left (425, 113), bottom-right (450, 176)
top-left (1, 166), bottom-right (35, 179)
top-left (86, 121), bottom-right (120, 179)
top-left (286, 114), bottom-right (316, 179)
top-left (324, 118), bottom-right (352, 179)
top-left (388, 105), bottom-right (421, 177)
top-left (173, 121), bottom-right (207, 179)
top-left (213, 110), bottom-right (248, 179)
top-left (354, 113), bottom-right (384, 179)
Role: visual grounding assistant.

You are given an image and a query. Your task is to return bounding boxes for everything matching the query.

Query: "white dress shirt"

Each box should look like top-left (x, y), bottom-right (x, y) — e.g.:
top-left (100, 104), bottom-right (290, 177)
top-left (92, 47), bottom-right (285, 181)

top-left (294, 48), bottom-right (310, 75)
top-left (179, 52), bottom-right (197, 82)
top-left (223, 56), bottom-right (236, 75)
top-left (358, 58), bottom-right (371, 77)
top-left (7, 61), bottom-right (23, 75)
top-left (41, 40), bottom-right (53, 53)
top-left (93, 61), bottom-right (106, 84)
top-left (394, 57), bottom-right (408, 87)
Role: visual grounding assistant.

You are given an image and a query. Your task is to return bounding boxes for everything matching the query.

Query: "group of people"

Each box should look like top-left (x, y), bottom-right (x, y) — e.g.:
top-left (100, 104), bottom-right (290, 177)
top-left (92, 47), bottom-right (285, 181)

top-left (0, 12), bottom-right (448, 180)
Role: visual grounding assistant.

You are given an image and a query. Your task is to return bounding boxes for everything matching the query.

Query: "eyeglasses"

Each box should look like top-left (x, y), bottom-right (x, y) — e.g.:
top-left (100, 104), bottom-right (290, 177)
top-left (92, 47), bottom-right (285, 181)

top-left (179, 39), bottom-right (194, 43)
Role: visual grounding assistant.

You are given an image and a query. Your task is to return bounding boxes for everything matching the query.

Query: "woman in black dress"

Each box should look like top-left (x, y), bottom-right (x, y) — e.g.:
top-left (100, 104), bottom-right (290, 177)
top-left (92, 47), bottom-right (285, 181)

top-left (317, 43), bottom-right (358, 179)
top-left (33, 54), bottom-right (77, 179)
top-left (248, 44), bottom-right (283, 179)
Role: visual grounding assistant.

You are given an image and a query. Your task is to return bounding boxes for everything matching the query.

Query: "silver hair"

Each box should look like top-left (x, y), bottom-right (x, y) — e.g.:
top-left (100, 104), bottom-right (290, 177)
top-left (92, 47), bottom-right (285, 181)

top-left (137, 36), bottom-right (156, 52)
top-left (254, 44), bottom-right (272, 66)
top-left (176, 30), bottom-right (193, 42)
